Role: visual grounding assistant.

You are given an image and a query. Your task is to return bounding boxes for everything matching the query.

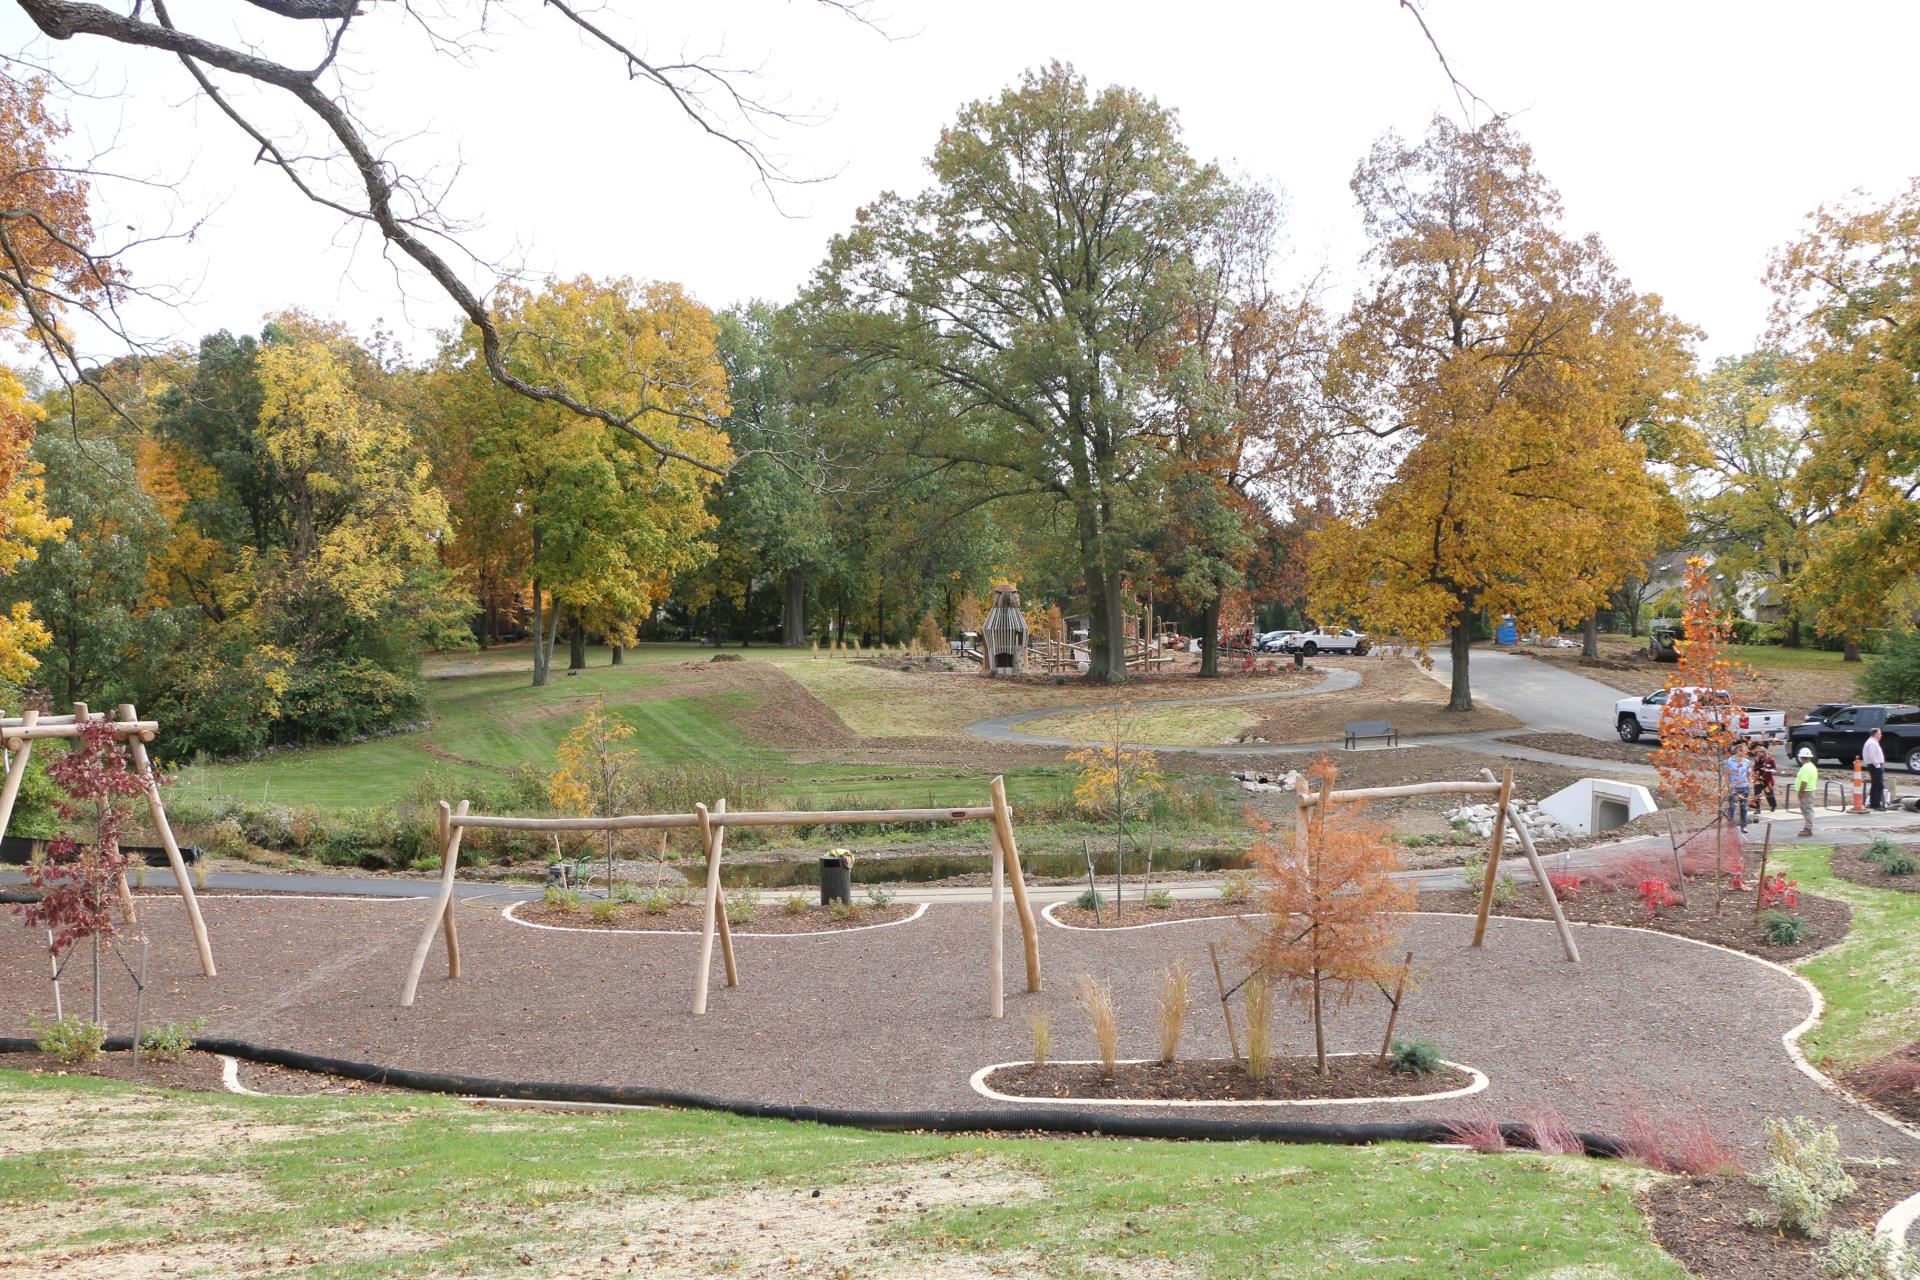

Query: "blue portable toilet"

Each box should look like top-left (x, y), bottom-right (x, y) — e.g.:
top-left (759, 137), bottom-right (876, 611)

top-left (1495, 615), bottom-right (1517, 645)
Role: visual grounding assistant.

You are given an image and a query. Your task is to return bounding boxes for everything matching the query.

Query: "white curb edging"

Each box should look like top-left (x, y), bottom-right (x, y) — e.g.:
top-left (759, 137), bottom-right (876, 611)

top-left (968, 1052), bottom-right (1488, 1109)
top-left (218, 1054), bottom-right (272, 1097)
top-left (1039, 898), bottom-right (1266, 932)
top-left (502, 898), bottom-right (929, 938)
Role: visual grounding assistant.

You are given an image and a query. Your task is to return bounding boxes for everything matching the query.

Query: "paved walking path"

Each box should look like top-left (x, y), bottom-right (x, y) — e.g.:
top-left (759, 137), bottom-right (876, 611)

top-left (1426, 645), bottom-right (1636, 739)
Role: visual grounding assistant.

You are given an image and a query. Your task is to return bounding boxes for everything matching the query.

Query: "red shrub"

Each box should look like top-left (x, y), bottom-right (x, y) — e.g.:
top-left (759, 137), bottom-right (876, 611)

top-left (1518, 1103), bottom-right (1586, 1155)
top-left (1758, 875), bottom-right (1798, 911)
top-left (1440, 1111), bottom-right (1508, 1153)
top-left (1619, 1098), bottom-right (1742, 1175)
top-left (1636, 878), bottom-right (1679, 919)
top-left (1546, 873), bottom-right (1583, 902)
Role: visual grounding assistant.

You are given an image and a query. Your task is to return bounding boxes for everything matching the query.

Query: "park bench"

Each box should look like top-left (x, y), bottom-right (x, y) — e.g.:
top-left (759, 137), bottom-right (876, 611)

top-left (1343, 720), bottom-right (1399, 750)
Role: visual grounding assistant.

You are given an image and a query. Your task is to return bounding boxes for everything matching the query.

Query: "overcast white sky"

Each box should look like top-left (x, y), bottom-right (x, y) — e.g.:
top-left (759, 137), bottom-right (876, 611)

top-left (11, 0), bottom-right (1919, 366)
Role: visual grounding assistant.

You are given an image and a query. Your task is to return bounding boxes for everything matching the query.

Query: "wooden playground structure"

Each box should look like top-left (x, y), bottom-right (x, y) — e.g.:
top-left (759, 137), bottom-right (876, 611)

top-left (400, 776), bottom-right (1046, 1017)
top-left (1292, 765), bottom-right (1581, 963)
top-left (0, 703), bottom-right (216, 977)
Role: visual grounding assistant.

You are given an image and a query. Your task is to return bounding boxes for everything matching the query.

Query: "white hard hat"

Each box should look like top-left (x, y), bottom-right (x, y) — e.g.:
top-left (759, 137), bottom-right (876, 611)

top-left (1797, 747), bottom-right (1813, 759)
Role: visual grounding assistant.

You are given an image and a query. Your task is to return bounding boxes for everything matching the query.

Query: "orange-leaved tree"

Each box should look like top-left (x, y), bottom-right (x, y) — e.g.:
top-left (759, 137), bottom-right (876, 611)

top-left (1251, 760), bottom-right (1413, 1075)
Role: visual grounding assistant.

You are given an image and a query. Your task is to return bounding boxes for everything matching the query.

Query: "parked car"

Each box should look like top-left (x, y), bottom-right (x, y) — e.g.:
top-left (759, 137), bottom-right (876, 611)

top-left (1803, 702), bottom-right (1849, 724)
top-left (1254, 630), bottom-right (1299, 652)
top-left (1613, 687), bottom-right (1787, 744)
top-left (1788, 704), bottom-right (1920, 772)
top-left (1281, 628), bottom-right (1371, 656)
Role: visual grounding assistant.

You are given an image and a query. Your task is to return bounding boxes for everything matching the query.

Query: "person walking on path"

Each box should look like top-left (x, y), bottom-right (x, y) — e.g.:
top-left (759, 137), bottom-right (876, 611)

top-left (1793, 746), bottom-right (1819, 837)
top-left (1724, 742), bottom-right (1753, 833)
top-left (1753, 745), bottom-right (1779, 813)
top-left (1863, 727), bottom-right (1887, 811)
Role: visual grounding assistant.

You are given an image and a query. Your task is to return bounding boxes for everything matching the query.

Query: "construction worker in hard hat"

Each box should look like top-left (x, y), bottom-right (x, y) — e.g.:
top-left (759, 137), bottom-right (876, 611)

top-left (1792, 746), bottom-right (1819, 837)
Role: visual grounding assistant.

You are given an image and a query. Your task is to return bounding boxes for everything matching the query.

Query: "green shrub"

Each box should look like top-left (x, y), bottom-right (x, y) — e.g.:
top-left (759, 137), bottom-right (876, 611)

top-left (32, 1014), bottom-right (106, 1065)
top-left (1861, 629), bottom-right (1920, 705)
top-left (1219, 870), bottom-right (1256, 904)
top-left (544, 887), bottom-right (582, 914)
top-left (1881, 854), bottom-right (1916, 876)
top-left (139, 1018), bottom-right (207, 1064)
top-left (1074, 887), bottom-right (1106, 910)
top-left (827, 899), bottom-right (864, 922)
top-left (589, 897), bottom-right (622, 924)
top-left (1389, 1038), bottom-right (1442, 1076)
top-left (1759, 909), bottom-right (1811, 946)
top-left (1490, 875), bottom-right (1516, 907)
top-left (272, 657), bottom-right (426, 747)
top-left (1460, 854), bottom-right (1485, 888)
top-left (1819, 1226), bottom-right (1917, 1280)
top-left (1863, 837), bottom-right (1897, 863)
top-left (782, 894), bottom-right (810, 915)
top-left (1745, 1116), bottom-right (1857, 1237)
top-left (638, 889), bottom-right (672, 915)
top-left (208, 817), bottom-right (248, 860)
top-left (864, 885), bottom-right (897, 908)
top-left (1144, 888), bottom-right (1175, 909)
top-left (724, 895), bottom-right (758, 925)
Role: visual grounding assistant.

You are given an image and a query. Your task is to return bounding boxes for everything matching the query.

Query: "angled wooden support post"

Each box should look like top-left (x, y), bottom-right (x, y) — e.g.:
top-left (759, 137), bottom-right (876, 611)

top-left (710, 798), bottom-right (737, 989)
top-left (1504, 796), bottom-right (1578, 962)
top-left (439, 800), bottom-right (470, 979)
top-left (692, 803), bottom-right (726, 1015)
top-left (989, 795), bottom-right (1005, 1019)
top-left (0, 707), bottom-right (38, 844)
top-left (989, 776), bottom-right (1041, 993)
top-left (399, 799), bottom-right (467, 1006)
top-left (122, 703), bottom-right (215, 978)
top-left (1471, 768), bottom-right (1514, 948)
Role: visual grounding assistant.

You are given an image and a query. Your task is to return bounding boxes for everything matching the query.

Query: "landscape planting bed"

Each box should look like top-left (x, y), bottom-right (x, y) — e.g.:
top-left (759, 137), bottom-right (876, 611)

top-left (511, 898), bottom-right (924, 934)
top-left (1827, 844), bottom-right (1920, 894)
top-left (978, 1055), bottom-right (1480, 1104)
top-left (2, 893), bottom-right (1911, 1162)
top-left (1645, 1166), bottom-right (1920, 1280)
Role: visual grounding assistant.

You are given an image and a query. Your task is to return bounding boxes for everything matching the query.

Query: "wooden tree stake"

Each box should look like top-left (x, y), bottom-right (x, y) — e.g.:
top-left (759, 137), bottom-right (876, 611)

top-left (1376, 952), bottom-right (1413, 1066)
top-left (1471, 768), bottom-right (1514, 947)
top-left (693, 803), bottom-right (724, 1015)
top-left (1752, 824), bottom-right (1773, 917)
top-left (710, 798), bottom-right (737, 989)
top-left (990, 797), bottom-right (1005, 1019)
top-left (1209, 942), bottom-right (1241, 1061)
top-left (439, 800), bottom-right (470, 980)
top-left (989, 776), bottom-right (1041, 993)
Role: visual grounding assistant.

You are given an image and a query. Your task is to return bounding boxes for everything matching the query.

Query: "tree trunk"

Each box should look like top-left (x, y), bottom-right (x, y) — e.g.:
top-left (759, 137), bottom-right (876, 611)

top-left (610, 644), bottom-right (623, 666)
top-left (1311, 962), bottom-right (1326, 1076)
top-left (1198, 594), bottom-right (1222, 678)
top-left (1447, 616), bottom-right (1474, 712)
top-left (1583, 612), bottom-right (1600, 659)
top-left (568, 620), bottom-right (587, 670)
top-left (782, 568), bottom-right (807, 647)
top-left (1785, 614), bottom-right (1803, 648)
top-left (531, 574), bottom-right (552, 688)
top-left (1844, 639), bottom-right (1862, 663)
top-left (876, 587), bottom-right (886, 649)
top-left (1085, 565), bottom-right (1130, 682)
top-left (740, 577), bottom-right (753, 647)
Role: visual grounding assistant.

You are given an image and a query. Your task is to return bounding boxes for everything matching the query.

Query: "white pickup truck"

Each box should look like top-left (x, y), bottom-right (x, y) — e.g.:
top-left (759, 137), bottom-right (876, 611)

top-left (1614, 687), bottom-right (1787, 744)
top-left (1280, 627), bottom-right (1371, 656)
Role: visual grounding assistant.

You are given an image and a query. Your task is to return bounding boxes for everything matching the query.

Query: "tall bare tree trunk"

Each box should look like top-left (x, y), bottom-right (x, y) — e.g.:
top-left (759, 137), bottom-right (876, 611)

top-left (1447, 616), bottom-right (1474, 712)
top-left (1086, 566), bottom-right (1130, 682)
top-left (1583, 612), bottom-right (1600, 659)
top-left (1199, 595), bottom-right (1222, 678)
top-left (783, 568), bottom-right (807, 647)
top-left (1843, 639), bottom-right (1862, 663)
top-left (568, 618), bottom-right (587, 670)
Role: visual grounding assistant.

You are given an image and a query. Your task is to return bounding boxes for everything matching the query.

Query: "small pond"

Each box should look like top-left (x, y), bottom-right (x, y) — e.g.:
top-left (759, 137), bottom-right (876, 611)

top-left (719, 848), bottom-right (1252, 889)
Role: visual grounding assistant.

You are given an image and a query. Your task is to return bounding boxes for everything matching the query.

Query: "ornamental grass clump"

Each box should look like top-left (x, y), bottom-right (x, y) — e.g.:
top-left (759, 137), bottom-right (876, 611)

top-left (1155, 960), bottom-right (1192, 1063)
top-left (1029, 1012), bottom-right (1051, 1068)
top-left (1746, 1116), bottom-right (1856, 1237)
top-left (1242, 976), bottom-right (1274, 1083)
top-left (1077, 973), bottom-right (1119, 1080)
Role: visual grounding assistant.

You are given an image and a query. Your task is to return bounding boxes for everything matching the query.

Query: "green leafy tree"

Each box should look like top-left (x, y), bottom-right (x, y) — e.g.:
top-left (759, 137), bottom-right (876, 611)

top-left (803, 62), bottom-right (1231, 680)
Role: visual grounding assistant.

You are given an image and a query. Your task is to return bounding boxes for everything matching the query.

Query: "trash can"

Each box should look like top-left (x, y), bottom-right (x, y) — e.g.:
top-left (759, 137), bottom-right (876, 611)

top-left (819, 855), bottom-right (852, 906)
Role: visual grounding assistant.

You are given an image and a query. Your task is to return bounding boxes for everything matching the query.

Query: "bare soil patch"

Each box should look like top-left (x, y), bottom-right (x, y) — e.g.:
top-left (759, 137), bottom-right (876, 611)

top-left (1839, 1041), bottom-right (1920, 1128)
top-left (0, 1046), bottom-right (412, 1097)
top-left (1644, 1164), bottom-right (1920, 1280)
top-left (1827, 844), bottom-right (1920, 894)
top-left (518, 898), bottom-right (919, 933)
top-left (1497, 731), bottom-right (1655, 765)
top-left (983, 1055), bottom-right (1473, 1102)
top-left (1418, 875), bottom-right (1851, 962)
top-left (1241, 656), bottom-right (1520, 743)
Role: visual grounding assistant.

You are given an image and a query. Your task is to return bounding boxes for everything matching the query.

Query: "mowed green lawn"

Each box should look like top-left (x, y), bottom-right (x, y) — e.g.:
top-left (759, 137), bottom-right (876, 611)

top-left (1780, 844), bottom-right (1920, 1068)
top-left (0, 1071), bottom-right (1683, 1279)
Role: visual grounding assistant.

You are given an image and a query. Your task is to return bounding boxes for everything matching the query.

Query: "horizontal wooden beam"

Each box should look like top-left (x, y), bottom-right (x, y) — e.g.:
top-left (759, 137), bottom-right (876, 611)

top-left (1298, 779), bottom-right (1503, 807)
top-left (449, 805), bottom-right (998, 833)
top-left (2, 720), bottom-right (158, 746)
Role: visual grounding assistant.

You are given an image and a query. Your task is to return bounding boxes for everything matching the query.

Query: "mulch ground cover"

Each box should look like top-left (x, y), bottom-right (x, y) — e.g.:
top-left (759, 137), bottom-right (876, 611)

top-left (1496, 731), bottom-right (1655, 765)
top-left (1827, 844), bottom-right (1920, 894)
top-left (1051, 898), bottom-right (1258, 928)
top-left (983, 1055), bottom-right (1472, 1103)
top-left (517, 898), bottom-right (919, 933)
top-left (0, 1047), bottom-right (407, 1096)
top-left (1840, 1042), bottom-right (1920, 1128)
top-left (1644, 1164), bottom-right (1920, 1280)
top-left (1416, 875), bottom-right (1851, 963)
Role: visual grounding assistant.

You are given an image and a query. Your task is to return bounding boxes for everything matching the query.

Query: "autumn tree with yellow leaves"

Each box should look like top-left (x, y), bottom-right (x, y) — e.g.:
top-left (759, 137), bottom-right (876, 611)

top-left (1311, 117), bottom-right (1695, 710)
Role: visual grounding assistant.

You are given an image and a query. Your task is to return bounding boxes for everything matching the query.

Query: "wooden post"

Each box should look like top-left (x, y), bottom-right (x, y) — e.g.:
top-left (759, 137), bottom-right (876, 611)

top-left (1376, 952), bottom-right (1413, 1066)
top-left (1471, 768), bottom-right (1515, 948)
top-left (1208, 941), bottom-right (1241, 1061)
top-left (1504, 798), bottom-right (1580, 963)
top-left (988, 776), bottom-right (1041, 993)
top-left (990, 799), bottom-right (1005, 1019)
top-left (0, 707), bottom-right (34, 843)
top-left (122, 705), bottom-right (215, 979)
top-left (441, 801), bottom-right (469, 980)
top-left (399, 798), bottom-right (467, 1006)
top-left (710, 798), bottom-right (737, 989)
top-left (692, 803), bottom-right (723, 1015)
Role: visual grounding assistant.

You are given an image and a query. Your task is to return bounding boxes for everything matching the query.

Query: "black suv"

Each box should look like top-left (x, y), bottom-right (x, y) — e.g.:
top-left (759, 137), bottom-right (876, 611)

top-left (1787, 704), bottom-right (1920, 773)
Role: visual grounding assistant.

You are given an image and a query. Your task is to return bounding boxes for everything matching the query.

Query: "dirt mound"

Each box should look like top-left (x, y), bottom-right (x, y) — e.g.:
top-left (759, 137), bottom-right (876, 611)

top-left (686, 661), bottom-right (858, 750)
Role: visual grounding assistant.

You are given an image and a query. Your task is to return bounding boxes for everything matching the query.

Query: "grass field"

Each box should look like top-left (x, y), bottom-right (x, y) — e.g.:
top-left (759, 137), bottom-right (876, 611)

top-left (1016, 702), bottom-right (1264, 746)
top-left (0, 1071), bottom-right (1683, 1279)
top-left (1780, 844), bottom-right (1920, 1067)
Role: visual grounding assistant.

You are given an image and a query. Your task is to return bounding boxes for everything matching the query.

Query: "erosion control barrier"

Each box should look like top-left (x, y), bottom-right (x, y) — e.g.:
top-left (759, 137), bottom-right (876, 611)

top-left (0, 1036), bottom-right (1628, 1157)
